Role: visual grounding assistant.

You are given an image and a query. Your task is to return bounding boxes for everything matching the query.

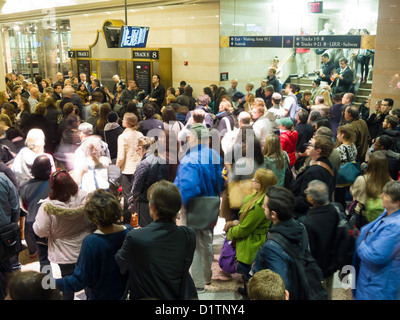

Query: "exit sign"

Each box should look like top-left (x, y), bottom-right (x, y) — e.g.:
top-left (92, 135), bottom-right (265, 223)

top-left (308, 1), bottom-right (323, 13)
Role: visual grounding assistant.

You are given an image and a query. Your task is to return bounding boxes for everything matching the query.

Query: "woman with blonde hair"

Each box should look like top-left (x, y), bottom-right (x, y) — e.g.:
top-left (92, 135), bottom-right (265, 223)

top-left (263, 133), bottom-right (290, 187)
top-left (0, 91), bottom-right (9, 108)
top-left (350, 151), bottom-right (393, 225)
top-left (116, 112), bottom-right (144, 224)
top-left (224, 168), bottom-right (278, 297)
top-left (243, 93), bottom-right (255, 113)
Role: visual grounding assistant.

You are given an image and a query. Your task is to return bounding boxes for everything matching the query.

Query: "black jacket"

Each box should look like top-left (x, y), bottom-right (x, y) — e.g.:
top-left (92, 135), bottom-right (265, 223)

top-left (292, 157), bottom-right (336, 216)
top-left (115, 219), bottom-right (198, 300)
top-left (304, 203), bottom-right (339, 278)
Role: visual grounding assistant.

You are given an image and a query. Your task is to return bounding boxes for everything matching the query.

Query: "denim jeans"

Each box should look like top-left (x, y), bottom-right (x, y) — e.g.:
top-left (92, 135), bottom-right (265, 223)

top-left (236, 261), bottom-right (252, 283)
top-left (58, 263), bottom-right (76, 300)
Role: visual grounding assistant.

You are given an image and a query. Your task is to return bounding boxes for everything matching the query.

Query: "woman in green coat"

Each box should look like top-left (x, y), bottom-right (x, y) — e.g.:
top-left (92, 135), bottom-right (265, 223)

top-left (224, 168), bottom-right (278, 295)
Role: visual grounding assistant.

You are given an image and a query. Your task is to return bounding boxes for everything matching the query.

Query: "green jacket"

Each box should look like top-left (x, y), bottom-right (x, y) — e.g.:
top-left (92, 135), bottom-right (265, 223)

top-left (227, 193), bottom-right (271, 265)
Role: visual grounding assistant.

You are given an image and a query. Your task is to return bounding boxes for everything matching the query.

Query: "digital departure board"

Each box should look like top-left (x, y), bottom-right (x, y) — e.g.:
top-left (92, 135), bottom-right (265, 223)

top-left (119, 26), bottom-right (149, 48)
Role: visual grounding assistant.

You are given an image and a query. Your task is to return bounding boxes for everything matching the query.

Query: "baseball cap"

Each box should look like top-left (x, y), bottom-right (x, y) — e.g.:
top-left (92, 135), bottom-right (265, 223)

top-left (276, 117), bottom-right (293, 128)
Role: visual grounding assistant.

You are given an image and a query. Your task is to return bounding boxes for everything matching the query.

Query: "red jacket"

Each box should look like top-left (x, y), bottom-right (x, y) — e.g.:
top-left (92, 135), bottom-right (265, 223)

top-left (280, 130), bottom-right (298, 166)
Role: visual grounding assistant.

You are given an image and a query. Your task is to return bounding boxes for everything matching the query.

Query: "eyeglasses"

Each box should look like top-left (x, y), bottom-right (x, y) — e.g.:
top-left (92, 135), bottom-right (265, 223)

top-left (51, 169), bottom-right (66, 178)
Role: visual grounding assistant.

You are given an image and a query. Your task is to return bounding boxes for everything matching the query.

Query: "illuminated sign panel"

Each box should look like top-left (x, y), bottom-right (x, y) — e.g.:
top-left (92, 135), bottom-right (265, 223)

top-left (119, 26), bottom-right (149, 48)
top-left (308, 1), bottom-right (323, 13)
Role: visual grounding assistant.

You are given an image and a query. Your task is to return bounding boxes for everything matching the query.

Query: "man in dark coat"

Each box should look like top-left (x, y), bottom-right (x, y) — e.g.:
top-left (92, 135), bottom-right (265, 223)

top-left (315, 52), bottom-right (336, 85)
top-left (332, 58), bottom-right (354, 94)
top-left (115, 180), bottom-right (198, 300)
top-left (303, 180), bottom-right (339, 300)
top-left (292, 135), bottom-right (336, 218)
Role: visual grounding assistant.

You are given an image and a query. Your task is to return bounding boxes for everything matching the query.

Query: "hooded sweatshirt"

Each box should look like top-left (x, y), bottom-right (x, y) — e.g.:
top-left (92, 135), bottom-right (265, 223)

top-left (279, 129), bottom-right (298, 166)
top-left (252, 218), bottom-right (304, 296)
top-left (33, 190), bottom-right (94, 264)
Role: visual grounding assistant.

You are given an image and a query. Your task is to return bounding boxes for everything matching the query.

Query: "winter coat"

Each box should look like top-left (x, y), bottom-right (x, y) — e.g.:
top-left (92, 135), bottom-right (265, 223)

top-left (279, 129), bottom-right (298, 166)
top-left (292, 157), bottom-right (336, 216)
top-left (227, 193), bottom-right (271, 265)
top-left (33, 190), bottom-right (94, 264)
top-left (353, 209), bottom-right (400, 300)
top-left (303, 203), bottom-right (338, 278)
top-left (116, 127), bottom-right (143, 175)
top-left (174, 144), bottom-right (224, 206)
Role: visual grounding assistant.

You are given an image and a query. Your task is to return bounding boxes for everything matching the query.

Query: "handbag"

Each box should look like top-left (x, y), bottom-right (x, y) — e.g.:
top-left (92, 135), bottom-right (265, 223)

top-left (186, 157), bottom-right (221, 230)
top-left (218, 237), bottom-right (237, 274)
top-left (227, 179), bottom-right (253, 210)
top-left (347, 200), bottom-right (368, 230)
top-left (0, 222), bottom-right (22, 263)
top-left (284, 154), bottom-right (294, 190)
top-left (336, 147), bottom-right (360, 187)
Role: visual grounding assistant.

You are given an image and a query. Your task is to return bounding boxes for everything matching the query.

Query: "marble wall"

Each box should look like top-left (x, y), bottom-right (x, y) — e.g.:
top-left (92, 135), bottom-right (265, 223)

top-left (69, 2), bottom-right (220, 98)
top-left (370, 0), bottom-right (400, 109)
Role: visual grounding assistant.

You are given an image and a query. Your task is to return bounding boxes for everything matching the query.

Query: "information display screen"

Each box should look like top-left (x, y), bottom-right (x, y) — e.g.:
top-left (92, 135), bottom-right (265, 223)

top-left (120, 26), bottom-right (150, 48)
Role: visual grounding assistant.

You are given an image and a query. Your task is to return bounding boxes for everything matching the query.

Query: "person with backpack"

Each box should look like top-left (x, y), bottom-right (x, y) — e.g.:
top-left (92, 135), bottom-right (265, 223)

top-left (303, 180), bottom-right (341, 300)
top-left (252, 186), bottom-right (327, 300)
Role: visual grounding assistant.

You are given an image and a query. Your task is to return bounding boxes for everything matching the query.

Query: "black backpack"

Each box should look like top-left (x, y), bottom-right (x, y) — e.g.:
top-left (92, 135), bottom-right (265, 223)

top-left (268, 228), bottom-right (328, 300)
top-left (328, 203), bottom-right (360, 274)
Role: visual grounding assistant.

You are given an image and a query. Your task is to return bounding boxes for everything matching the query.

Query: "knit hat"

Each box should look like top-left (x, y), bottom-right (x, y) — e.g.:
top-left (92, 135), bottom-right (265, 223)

top-left (197, 94), bottom-right (211, 106)
top-left (276, 117), bottom-right (293, 128)
top-left (272, 92), bottom-right (282, 100)
top-left (107, 111), bottom-right (118, 123)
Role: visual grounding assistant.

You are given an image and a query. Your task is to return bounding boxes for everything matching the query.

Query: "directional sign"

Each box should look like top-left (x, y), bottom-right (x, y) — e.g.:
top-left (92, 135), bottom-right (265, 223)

top-left (294, 35), bottom-right (362, 49)
top-left (221, 35), bottom-right (371, 49)
top-left (229, 36), bottom-right (283, 48)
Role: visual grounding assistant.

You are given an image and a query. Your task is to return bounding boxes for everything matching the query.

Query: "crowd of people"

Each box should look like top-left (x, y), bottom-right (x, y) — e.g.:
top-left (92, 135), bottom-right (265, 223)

top-left (0, 55), bottom-right (400, 301)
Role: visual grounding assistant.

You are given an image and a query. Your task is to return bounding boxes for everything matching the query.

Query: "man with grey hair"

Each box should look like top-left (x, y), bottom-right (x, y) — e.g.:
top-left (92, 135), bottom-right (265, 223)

top-left (73, 122), bottom-right (111, 186)
top-left (112, 74), bottom-right (125, 96)
top-left (303, 179), bottom-right (340, 300)
top-left (174, 123), bottom-right (224, 294)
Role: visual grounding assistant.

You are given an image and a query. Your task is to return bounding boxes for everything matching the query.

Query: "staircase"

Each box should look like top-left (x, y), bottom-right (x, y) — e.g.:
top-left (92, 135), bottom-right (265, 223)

top-left (288, 75), bottom-right (372, 108)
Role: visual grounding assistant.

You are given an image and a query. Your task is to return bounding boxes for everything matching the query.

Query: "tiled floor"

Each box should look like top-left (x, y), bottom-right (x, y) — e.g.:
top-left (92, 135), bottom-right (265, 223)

top-left (18, 216), bottom-right (352, 300)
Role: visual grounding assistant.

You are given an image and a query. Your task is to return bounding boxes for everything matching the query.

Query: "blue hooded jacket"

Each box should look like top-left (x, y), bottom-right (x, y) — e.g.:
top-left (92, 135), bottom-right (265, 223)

top-left (352, 208), bottom-right (400, 300)
top-left (174, 144), bottom-right (224, 206)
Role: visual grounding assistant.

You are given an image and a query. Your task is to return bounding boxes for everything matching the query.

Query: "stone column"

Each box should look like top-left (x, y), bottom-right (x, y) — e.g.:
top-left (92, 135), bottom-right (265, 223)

top-left (371, 0), bottom-right (400, 109)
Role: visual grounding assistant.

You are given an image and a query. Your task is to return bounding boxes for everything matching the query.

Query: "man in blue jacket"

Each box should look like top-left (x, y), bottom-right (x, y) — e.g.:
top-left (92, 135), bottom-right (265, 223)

top-left (174, 123), bottom-right (224, 294)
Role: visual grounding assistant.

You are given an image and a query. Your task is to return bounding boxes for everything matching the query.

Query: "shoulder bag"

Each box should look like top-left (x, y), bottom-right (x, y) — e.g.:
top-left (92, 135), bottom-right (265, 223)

top-left (284, 153), bottom-right (294, 190)
top-left (336, 147), bottom-right (360, 187)
top-left (0, 222), bottom-right (22, 263)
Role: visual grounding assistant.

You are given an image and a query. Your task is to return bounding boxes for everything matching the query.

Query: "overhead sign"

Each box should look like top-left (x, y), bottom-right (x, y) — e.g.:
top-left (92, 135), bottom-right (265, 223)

top-left (229, 36), bottom-right (283, 48)
top-left (120, 26), bottom-right (149, 48)
top-left (308, 1), bottom-right (323, 13)
top-left (294, 35), bottom-right (362, 49)
top-left (77, 50), bottom-right (89, 58)
top-left (68, 51), bottom-right (90, 58)
top-left (221, 35), bottom-right (366, 49)
top-left (132, 50), bottom-right (159, 60)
